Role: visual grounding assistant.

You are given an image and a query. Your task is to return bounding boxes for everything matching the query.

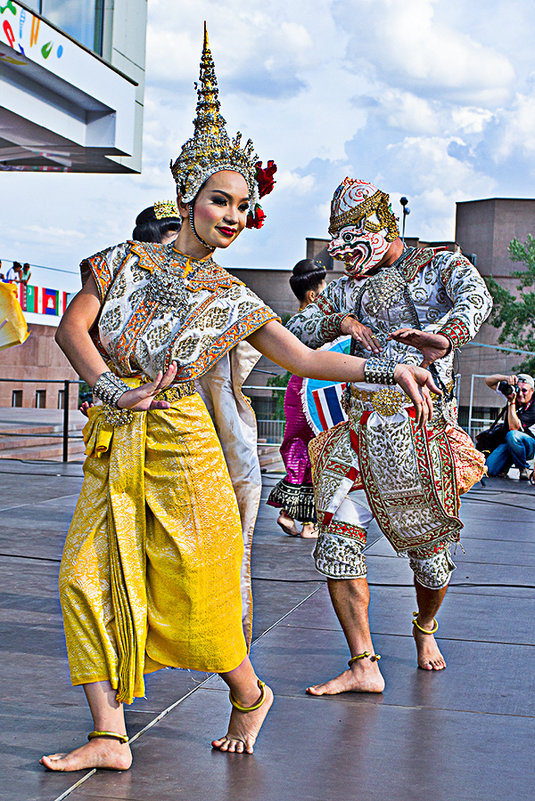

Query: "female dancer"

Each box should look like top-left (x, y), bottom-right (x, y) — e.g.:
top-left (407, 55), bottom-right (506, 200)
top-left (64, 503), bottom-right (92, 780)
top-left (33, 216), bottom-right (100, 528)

top-left (41, 27), bottom-right (438, 771)
top-left (268, 259), bottom-right (326, 537)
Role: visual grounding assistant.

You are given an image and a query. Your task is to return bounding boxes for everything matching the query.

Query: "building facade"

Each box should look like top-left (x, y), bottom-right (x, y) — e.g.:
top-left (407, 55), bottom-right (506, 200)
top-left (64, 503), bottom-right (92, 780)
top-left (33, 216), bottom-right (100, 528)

top-left (455, 198), bottom-right (535, 420)
top-left (0, 0), bottom-right (147, 173)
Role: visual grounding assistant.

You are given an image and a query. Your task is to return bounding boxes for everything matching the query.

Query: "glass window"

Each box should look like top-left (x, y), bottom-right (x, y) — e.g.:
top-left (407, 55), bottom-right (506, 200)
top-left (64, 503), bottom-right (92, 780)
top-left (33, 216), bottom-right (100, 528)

top-left (11, 389), bottom-right (23, 407)
top-left (40, 0), bottom-right (103, 54)
top-left (35, 389), bottom-right (47, 408)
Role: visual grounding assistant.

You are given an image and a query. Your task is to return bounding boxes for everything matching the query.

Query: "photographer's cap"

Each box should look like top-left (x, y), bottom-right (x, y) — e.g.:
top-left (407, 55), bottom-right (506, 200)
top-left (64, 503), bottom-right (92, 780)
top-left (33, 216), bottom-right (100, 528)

top-left (517, 373), bottom-right (534, 388)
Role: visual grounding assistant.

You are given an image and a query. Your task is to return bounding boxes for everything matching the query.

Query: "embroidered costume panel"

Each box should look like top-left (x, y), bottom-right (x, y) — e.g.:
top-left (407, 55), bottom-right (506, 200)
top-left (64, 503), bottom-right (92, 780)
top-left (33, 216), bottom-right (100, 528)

top-left (81, 241), bottom-right (278, 382)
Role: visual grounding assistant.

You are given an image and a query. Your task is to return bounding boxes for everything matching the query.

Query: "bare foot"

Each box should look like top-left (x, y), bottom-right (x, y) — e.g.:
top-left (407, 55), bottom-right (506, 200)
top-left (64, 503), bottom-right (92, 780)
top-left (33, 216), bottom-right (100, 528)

top-left (300, 523), bottom-right (319, 539)
top-left (212, 684), bottom-right (274, 754)
top-left (306, 657), bottom-right (385, 696)
top-left (413, 621), bottom-right (446, 670)
top-left (277, 511), bottom-right (300, 537)
top-left (40, 737), bottom-right (132, 772)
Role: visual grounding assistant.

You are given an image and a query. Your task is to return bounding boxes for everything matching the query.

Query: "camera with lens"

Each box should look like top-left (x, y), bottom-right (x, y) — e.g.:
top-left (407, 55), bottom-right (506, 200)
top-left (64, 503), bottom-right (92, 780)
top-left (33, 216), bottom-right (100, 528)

top-left (498, 380), bottom-right (517, 397)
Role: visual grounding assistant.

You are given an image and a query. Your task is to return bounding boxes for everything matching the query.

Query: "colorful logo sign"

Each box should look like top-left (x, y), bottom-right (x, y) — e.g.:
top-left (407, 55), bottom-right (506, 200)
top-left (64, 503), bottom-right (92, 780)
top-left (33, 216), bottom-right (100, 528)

top-left (0, 0), bottom-right (64, 65)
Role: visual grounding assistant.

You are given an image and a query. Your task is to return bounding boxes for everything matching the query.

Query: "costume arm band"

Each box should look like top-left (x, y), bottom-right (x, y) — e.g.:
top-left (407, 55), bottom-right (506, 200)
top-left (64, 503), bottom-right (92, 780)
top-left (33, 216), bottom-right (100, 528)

top-left (435, 252), bottom-right (493, 349)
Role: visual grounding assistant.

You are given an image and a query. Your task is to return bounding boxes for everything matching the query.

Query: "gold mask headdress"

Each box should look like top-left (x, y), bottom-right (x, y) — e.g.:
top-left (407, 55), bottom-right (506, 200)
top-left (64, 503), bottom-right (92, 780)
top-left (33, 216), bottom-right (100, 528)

top-left (170, 23), bottom-right (276, 230)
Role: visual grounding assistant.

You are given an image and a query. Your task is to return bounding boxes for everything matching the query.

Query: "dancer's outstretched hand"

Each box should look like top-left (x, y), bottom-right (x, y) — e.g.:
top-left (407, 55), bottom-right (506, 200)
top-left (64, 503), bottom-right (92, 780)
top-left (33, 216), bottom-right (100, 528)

top-left (117, 362), bottom-right (178, 411)
top-left (393, 363), bottom-right (441, 428)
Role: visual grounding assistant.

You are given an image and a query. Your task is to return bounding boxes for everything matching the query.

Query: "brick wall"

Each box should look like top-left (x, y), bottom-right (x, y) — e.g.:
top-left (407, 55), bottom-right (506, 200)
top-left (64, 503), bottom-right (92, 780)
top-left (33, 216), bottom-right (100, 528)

top-left (0, 324), bottom-right (79, 408)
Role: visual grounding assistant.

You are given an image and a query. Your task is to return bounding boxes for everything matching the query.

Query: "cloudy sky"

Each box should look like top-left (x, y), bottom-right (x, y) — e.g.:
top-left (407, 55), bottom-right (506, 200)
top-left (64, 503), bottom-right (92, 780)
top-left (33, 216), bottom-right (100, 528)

top-left (3, 0), bottom-right (535, 290)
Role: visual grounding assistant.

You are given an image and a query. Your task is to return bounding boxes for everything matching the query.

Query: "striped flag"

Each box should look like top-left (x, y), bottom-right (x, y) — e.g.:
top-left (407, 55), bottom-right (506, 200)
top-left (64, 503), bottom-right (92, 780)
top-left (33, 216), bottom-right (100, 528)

top-left (59, 291), bottom-right (68, 314)
top-left (25, 285), bottom-right (42, 313)
top-left (311, 382), bottom-right (347, 431)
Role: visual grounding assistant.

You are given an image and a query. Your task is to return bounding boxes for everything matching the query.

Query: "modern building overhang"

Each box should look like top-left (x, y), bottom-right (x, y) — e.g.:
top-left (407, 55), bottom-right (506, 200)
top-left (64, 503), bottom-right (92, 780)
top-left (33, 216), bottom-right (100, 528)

top-left (0, 1), bottom-right (139, 172)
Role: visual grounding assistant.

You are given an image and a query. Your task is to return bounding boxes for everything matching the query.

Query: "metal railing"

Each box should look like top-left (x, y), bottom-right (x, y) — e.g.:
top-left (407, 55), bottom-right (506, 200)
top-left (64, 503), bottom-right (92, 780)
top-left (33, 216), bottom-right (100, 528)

top-left (466, 373), bottom-right (499, 440)
top-left (0, 378), bottom-right (84, 461)
top-left (0, 373), bottom-right (501, 460)
top-left (242, 384), bottom-right (285, 446)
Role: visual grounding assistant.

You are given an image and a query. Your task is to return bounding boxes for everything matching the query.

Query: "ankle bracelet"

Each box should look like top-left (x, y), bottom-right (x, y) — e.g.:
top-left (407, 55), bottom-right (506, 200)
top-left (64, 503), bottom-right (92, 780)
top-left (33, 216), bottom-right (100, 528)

top-left (88, 730), bottom-right (129, 744)
top-left (229, 679), bottom-right (266, 712)
top-left (348, 651), bottom-right (381, 667)
top-left (412, 612), bottom-right (439, 634)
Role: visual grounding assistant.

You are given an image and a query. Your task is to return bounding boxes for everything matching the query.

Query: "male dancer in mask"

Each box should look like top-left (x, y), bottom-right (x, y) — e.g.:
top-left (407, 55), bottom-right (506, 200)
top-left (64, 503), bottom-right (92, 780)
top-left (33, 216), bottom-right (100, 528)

top-left (288, 178), bottom-right (491, 692)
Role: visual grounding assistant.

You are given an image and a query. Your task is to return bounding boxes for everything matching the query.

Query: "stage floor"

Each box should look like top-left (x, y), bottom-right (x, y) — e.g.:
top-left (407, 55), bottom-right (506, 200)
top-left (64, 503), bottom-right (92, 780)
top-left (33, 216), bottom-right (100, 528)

top-left (1, 459), bottom-right (533, 801)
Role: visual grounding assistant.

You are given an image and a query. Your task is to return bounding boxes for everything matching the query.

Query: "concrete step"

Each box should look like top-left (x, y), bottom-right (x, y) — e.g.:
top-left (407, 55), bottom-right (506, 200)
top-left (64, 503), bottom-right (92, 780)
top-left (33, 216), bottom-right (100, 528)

top-left (258, 444), bottom-right (284, 471)
top-left (0, 439), bottom-right (86, 460)
top-left (0, 433), bottom-right (80, 452)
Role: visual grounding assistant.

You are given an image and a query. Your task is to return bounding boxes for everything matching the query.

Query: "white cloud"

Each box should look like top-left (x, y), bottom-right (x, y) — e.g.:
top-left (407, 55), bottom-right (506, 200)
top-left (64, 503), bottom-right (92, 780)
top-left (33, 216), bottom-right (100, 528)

top-left (491, 93), bottom-right (535, 164)
top-left (276, 170), bottom-right (315, 195)
top-left (1, 0), bottom-right (534, 278)
top-left (339, 0), bottom-right (516, 106)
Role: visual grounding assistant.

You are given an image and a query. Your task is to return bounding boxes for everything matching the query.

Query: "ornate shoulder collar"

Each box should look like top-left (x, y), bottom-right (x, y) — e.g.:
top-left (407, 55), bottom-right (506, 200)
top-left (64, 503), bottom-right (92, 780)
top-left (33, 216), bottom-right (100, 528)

top-left (401, 246), bottom-right (445, 281)
top-left (128, 241), bottom-right (241, 291)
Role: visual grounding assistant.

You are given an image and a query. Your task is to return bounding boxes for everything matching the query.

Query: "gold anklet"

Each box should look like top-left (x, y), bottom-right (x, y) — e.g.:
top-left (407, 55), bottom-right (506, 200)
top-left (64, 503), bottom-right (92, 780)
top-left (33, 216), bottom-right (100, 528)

top-left (229, 679), bottom-right (266, 712)
top-left (87, 730), bottom-right (129, 744)
top-left (348, 651), bottom-right (381, 667)
top-left (412, 612), bottom-right (438, 634)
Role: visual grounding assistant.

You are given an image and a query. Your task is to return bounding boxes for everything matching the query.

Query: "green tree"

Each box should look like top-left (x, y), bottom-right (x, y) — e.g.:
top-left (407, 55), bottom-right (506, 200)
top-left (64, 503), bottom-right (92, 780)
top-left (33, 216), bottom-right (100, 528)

top-left (267, 370), bottom-right (291, 418)
top-left (486, 234), bottom-right (535, 375)
top-left (266, 312), bottom-right (293, 418)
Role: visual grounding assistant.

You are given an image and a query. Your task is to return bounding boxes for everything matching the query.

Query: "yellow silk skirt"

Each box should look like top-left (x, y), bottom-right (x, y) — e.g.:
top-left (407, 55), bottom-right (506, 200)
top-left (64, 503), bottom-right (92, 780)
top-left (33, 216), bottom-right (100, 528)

top-left (59, 392), bottom-right (247, 704)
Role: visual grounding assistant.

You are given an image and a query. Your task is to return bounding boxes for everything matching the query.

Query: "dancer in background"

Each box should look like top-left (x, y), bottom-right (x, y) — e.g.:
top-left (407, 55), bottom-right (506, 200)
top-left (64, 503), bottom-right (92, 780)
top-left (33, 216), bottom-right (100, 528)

top-left (268, 259), bottom-right (326, 537)
top-left (41, 31), bottom-right (439, 772)
top-left (132, 200), bottom-right (181, 244)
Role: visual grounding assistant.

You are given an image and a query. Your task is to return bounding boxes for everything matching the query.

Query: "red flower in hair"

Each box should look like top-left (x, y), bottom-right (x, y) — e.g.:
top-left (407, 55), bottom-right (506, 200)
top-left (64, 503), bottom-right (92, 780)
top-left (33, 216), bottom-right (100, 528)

top-left (246, 204), bottom-right (266, 229)
top-left (255, 160), bottom-right (277, 198)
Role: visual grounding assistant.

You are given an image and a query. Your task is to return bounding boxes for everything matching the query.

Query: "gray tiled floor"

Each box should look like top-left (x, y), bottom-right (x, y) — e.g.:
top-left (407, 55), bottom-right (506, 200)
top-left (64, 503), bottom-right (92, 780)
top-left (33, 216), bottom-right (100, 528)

top-left (2, 461), bottom-right (534, 801)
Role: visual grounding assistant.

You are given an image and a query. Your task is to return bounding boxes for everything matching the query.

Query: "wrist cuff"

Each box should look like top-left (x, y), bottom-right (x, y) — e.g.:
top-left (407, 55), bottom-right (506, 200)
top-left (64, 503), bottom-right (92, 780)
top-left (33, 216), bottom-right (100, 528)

top-left (363, 357), bottom-right (397, 385)
top-left (93, 372), bottom-right (130, 409)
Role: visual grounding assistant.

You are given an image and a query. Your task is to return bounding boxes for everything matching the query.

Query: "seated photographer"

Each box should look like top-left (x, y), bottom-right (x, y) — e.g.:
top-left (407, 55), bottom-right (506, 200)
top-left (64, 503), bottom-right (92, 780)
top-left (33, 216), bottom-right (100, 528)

top-left (484, 373), bottom-right (535, 479)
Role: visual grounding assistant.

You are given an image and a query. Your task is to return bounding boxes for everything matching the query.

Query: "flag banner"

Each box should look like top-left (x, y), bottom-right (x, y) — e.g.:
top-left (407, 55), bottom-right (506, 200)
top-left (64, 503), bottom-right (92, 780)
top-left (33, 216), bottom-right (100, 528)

top-left (25, 285), bottom-right (37, 312)
top-left (8, 281), bottom-right (71, 317)
top-left (302, 336), bottom-right (352, 434)
top-left (43, 287), bottom-right (59, 315)
top-left (311, 382), bottom-right (348, 431)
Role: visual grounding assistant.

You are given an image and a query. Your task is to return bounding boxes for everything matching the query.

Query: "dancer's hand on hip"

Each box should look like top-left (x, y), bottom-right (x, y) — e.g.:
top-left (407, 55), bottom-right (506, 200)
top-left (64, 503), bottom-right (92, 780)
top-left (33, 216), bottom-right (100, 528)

top-left (117, 362), bottom-right (178, 411)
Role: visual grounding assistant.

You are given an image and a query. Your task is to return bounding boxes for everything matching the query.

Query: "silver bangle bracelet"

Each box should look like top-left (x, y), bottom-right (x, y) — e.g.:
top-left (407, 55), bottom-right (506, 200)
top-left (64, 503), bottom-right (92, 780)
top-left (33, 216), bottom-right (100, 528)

top-left (93, 371), bottom-right (130, 409)
top-left (363, 357), bottom-right (397, 385)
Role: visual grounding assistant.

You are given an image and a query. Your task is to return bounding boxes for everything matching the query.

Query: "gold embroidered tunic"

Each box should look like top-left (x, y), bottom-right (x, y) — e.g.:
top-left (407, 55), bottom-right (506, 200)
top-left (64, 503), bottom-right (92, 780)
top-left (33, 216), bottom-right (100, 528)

top-left (60, 242), bottom-right (278, 703)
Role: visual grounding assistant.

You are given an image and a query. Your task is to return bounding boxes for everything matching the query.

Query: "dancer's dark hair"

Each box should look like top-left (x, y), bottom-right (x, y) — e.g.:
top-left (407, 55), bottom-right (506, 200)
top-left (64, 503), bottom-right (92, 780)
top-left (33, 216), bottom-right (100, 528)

top-left (132, 206), bottom-right (180, 243)
top-left (289, 259), bottom-right (327, 302)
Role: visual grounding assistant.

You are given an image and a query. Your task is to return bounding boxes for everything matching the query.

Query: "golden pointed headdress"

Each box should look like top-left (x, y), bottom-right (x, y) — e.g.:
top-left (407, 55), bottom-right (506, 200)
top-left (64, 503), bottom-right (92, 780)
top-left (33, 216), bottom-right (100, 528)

top-left (171, 23), bottom-right (268, 215)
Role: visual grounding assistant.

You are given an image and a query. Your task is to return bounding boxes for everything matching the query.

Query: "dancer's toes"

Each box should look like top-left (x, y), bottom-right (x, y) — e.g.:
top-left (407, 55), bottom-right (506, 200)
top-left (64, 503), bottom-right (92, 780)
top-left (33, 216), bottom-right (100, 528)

top-left (277, 512), bottom-right (300, 537)
top-left (300, 523), bottom-right (318, 539)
